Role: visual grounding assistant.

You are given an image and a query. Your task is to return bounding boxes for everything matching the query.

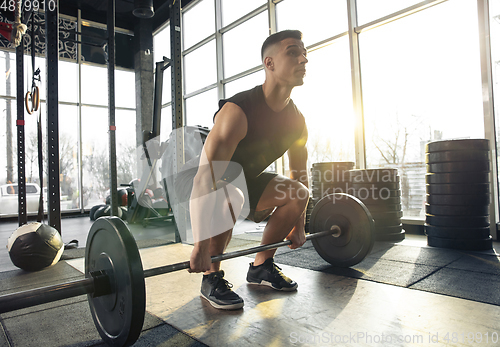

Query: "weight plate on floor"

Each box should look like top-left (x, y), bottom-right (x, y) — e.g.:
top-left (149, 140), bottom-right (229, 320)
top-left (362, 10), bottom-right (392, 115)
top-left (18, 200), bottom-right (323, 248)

top-left (351, 188), bottom-right (401, 200)
top-left (425, 172), bottom-right (490, 184)
top-left (425, 204), bottom-right (489, 216)
top-left (311, 171), bottom-right (351, 183)
top-left (312, 182), bottom-right (350, 190)
top-left (427, 161), bottom-right (490, 173)
top-left (375, 230), bottom-right (405, 242)
top-left (374, 217), bottom-right (403, 228)
top-left (354, 196), bottom-right (402, 206)
top-left (312, 162), bottom-right (355, 171)
top-left (309, 193), bottom-right (375, 267)
top-left (86, 217), bottom-right (146, 347)
top-left (425, 214), bottom-right (490, 227)
top-left (426, 194), bottom-right (490, 206)
top-left (425, 150), bottom-right (489, 163)
top-left (374, 224), bottom-right (403, 234)
top-left (427, 235), bottom-right (492, 251)
top-left (371, 211), bottom-right (403, 220)
top-left (365, 204), bottom-right (402, 213)
top-left (425, 224), bottom-right (491, 239)
top-left (350, 182), bottom-right (400, 190)
top-left (426, 183), bottom-right (489, 195)
top-left (425, 139), bottom-right (489, 152)
top-left (349, 169), bottom-right (399, 183)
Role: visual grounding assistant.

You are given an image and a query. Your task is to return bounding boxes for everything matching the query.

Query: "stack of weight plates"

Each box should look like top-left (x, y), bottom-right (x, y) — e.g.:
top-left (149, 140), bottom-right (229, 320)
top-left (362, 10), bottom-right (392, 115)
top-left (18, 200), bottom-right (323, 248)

top-left (304, 197), bottom-right (314, 234)
top-left (425, 139), bottom-right (492, 250)
top-left (309, 162), bottom-right (355, 234)
top-left (311, 162), bottom-right (355, 201)
top-left (349, 169), bottom-right (404, 242)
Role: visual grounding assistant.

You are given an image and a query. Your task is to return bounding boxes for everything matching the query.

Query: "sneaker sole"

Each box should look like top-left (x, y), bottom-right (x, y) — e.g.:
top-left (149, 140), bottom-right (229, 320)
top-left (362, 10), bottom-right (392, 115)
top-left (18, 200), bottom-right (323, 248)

top-left (247, 279), bottom-right (298, 292)
top-left (200, 293), bottom-right (244, 310)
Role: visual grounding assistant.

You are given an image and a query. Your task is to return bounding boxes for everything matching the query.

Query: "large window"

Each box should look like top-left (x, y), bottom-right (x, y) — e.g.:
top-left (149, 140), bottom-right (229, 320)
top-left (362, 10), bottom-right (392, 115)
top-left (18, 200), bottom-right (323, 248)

top-left (221, 0), bottom-right (265, 26)
top-left (184, 40), bottom-right (217, 94)
top-left (291, 37), bottom-right (355, 170)
top-left (183, 0), bottom-right (215, 49)
top-left (185, 88), bottom-right (218, 128)
top-left (360, 0), bottom-right (484, 218)
top-left (150, 0), bottom-right (499, 226)
top-left (224, 70), bottom-right (265, 98)
top-left (356, 0), bottom-right (424, 26)
top-left (276, 0), bottom-right (348, 46)
top-left (222, 11), bottom-right (268, 78)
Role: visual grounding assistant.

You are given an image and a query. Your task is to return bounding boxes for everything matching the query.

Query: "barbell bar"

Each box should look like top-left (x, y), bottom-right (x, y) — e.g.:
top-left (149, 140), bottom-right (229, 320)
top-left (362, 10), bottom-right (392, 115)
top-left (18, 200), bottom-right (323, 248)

top-left (0, 228), bottom-right (339, 314)
top-left (0, 193), bottom-right (375, 347)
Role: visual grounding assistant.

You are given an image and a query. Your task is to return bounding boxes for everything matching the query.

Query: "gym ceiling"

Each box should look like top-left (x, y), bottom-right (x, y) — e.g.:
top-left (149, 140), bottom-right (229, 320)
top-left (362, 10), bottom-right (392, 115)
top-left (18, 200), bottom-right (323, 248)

top-left (59, 0), bottom-right (194, 32)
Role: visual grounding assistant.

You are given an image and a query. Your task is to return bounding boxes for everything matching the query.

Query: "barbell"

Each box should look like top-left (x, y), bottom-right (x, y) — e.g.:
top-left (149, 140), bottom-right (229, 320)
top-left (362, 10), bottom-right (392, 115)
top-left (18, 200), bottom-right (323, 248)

top-left (0, 193), bottom-right (374, 347)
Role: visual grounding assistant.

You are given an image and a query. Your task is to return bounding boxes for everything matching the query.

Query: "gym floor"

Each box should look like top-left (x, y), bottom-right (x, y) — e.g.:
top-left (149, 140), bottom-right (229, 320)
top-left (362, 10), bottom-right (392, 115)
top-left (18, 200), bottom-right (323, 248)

top-left (0, 217), bottom-right (499, 346)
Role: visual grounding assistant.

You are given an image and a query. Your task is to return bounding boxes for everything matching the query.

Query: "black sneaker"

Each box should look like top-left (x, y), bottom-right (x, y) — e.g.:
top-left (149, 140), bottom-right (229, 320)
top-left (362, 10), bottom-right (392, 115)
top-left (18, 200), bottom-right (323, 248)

top-left (246, 258), bottom-right (298, 291)
top-left (200, 270), bottom-right (244, 310)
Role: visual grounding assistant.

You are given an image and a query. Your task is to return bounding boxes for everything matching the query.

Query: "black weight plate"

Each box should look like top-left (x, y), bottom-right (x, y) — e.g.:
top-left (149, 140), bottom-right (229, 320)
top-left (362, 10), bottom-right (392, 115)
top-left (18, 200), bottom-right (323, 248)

top-left (425, 204), bottom-right (489, 216)
top-left (312, 190), bottom-right (340, 200)
top-left (374, 217), bottom-right (402, 228)
top-left (312, 182), bottom-right (350, 190)
top-left (86, 217), bottom-right (146, 347)
top-left (350, 175), bottom-right (401, 184)
top-left (425, 139), bottom-right (489, 152)
top-left (351, 188), bottom-right (401, 199)
top-left (425, 224), bottom-right (491, 239)
top-left (425, 150), bottom-right (489, 163)
top-left (427, 161), bottom-right (490, 173)
top-left (350, 182), bottom-right (400, 190)
top-left (426, 194), bottom-right (490, 206)
top-left (311, 171), bottom-right (351, 183)
top-left (427, 235), bottom-right (492, 251)
top-left (309, 193), bottom-right (374, 267)
top-left (425, 172), bottom-right (490, 184)
top-left (375, 231), bottom-right (405, 242)
top-left (425, 214), bottom-right (490, 227)
top-left (426, 183), bottom-right (489, 195)
top-left (374, 224), bottom-right (403, 234)
top-left (354, 196), bottom-right (402, 205)
top-left (371, 211), bottom-right (403, 220)
top-left (312, 162), bottom-right (355, 169)
top-left (365, 204), bottom-right (402, 213)
top-left (349, 169), bottom-right (398, 182)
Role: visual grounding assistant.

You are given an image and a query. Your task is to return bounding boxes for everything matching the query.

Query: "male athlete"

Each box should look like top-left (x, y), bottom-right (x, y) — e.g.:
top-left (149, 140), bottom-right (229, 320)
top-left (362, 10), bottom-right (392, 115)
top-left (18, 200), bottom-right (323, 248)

top-left (188, 30), bottom-right (309, 310)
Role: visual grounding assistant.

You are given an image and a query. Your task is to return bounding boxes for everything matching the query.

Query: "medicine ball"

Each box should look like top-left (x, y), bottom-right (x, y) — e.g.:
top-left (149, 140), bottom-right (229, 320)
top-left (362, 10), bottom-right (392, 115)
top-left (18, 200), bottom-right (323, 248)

top-left (7, 223), bottom-right (64, 272)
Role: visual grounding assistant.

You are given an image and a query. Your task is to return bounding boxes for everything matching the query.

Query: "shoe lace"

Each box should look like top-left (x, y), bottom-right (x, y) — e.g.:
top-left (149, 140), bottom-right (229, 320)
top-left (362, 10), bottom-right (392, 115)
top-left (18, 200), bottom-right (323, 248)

top-left (269, 262), bottom-right (284, 276)
top-left (214, 276), bottom-right (233, 291)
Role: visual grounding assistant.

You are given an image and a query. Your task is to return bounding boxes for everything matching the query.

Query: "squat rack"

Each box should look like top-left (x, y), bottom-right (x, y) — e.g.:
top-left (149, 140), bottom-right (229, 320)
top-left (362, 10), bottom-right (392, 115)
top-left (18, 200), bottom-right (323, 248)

top-left (15, 0), bottom-right (186, 239)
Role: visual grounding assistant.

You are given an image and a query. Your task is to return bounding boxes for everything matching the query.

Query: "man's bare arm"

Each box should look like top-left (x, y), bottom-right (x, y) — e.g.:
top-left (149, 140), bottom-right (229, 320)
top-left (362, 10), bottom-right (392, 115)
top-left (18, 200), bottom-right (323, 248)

top-left (189, 102), bottom-right (247, 272)
top-left (288, 125), bottom-right (309, 189)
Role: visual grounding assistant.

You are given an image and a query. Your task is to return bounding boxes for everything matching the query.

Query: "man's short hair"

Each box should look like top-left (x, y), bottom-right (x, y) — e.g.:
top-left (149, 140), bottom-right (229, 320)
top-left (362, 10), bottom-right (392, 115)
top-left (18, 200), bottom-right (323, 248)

top-left (261, 30), bottom-right (303, 61)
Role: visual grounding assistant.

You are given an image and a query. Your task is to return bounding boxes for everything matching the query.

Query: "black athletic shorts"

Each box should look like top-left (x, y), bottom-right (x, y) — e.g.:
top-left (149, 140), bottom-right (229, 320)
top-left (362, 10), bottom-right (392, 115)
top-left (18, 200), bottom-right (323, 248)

top-left (173, 160), bottom-right (278, 222)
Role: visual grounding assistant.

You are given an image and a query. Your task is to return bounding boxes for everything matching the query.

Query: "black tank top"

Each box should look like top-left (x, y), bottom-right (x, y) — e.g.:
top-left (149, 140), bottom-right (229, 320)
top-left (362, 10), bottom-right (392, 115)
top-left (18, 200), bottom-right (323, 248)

top-left (215, 85), bottom-right (305, 179)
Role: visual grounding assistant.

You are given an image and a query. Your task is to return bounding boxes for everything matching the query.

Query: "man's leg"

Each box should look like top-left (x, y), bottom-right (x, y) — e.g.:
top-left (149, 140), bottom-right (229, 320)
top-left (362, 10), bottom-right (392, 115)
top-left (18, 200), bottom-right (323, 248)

top-left (253, 176), bottom-right (309, 266)
top-left (205, 183), bottom-right (244, 273)
top-left (199, 182), bottom-right (246, 310)
top-left (245, 175), bottom-right (308, 291)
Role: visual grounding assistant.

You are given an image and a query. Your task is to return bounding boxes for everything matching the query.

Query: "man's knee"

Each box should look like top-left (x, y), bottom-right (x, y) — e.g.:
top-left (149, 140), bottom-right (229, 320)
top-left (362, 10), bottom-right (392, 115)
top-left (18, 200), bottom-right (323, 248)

top-left (224, 184), bottom-right (245, 212)
top-left (287, 180), bottom-right (309, 206)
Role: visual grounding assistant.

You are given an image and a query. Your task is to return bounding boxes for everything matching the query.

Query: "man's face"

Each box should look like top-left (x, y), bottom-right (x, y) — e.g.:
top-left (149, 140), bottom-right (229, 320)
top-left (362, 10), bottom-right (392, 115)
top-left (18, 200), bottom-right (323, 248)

top-left (269, 38), bottom-right (308, 87)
